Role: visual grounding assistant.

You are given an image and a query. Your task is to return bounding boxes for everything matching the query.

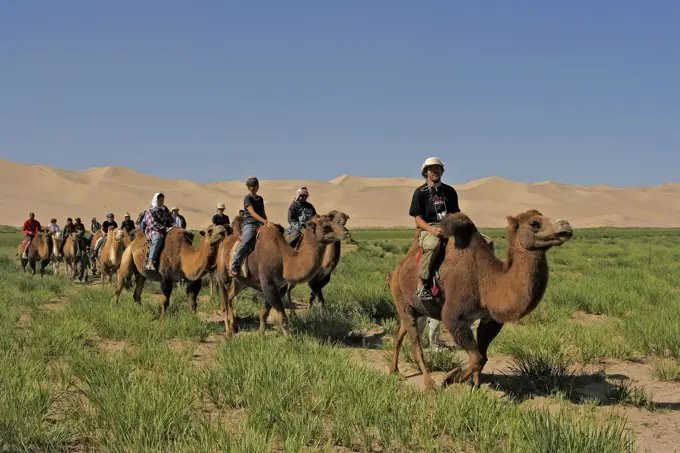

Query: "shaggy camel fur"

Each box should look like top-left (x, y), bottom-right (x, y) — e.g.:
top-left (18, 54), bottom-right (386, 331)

top-left (63, 231), bottom-right (90, 281)
top-left (284, 210), bottom-right (353, 309)
top-left (389, 210), bottom-right (573, 389)
top-left (98, 227), bottom-right (127, 285)
top-left (18, 229), bottom-right (54, 277)
top-left (215, 214), bottom-right (349, 338)
top-left (50, 232), bottom-right (63, 276)
top-left (114, 225), bottom-right (227, 316)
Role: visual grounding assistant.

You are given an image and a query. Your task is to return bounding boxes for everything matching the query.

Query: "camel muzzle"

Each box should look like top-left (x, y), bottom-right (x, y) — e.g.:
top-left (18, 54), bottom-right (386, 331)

top-left (554, 220), bottom-right (573, 240)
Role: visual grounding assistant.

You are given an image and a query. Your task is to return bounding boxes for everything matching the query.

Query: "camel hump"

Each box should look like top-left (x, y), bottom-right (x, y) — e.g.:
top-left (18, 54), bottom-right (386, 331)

top-left (440, 212), bottom-right (477, 241)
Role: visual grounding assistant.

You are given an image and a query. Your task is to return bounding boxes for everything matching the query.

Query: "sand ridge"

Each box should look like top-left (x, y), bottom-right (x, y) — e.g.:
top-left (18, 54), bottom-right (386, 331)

top-left (1, 158), bottom-right (679, 229)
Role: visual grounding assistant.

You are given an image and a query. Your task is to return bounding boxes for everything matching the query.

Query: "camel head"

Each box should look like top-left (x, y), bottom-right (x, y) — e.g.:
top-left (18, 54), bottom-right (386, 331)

top-left (506, 210), bottom-right (573, 251)
top-left (307, 215), bottom-right (350, 245)
top-left (113, 228), bottom-right (125, 242)
top-left (327, 210), bottom-right (350, 227)
top-left (41, 227), bottom-right (54, 237)
top-left (199, 224), bottom-right (227, 247)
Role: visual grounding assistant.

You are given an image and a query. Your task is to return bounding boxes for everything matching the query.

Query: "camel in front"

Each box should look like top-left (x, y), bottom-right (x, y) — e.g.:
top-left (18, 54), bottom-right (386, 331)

top-left (389, 209), bottom-right (573, 389)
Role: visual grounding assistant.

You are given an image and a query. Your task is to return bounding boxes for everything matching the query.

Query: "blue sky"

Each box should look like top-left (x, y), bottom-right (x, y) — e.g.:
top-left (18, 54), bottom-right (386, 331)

top-left (1, 1), bottom-right (678, 186)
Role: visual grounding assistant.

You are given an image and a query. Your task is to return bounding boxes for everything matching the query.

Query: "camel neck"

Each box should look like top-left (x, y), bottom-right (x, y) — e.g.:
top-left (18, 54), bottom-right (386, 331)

top-left (281, 229), bottom-right (327, 282)
top-left (486, 246), bottom-right (549, 323)
top-left (181, 237), bottom-right (216, 281)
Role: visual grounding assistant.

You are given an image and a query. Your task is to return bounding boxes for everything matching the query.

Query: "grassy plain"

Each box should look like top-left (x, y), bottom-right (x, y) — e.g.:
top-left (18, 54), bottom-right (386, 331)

top-left (1, 226), bottom-right (680, 452)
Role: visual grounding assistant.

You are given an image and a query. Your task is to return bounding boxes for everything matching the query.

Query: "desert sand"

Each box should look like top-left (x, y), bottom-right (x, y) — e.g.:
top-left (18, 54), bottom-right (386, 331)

top-left (1, 158), bottom-right (679, 229)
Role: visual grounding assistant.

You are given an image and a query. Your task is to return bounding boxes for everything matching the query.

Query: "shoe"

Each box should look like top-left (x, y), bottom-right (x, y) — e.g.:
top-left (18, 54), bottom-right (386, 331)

top-left (21, 254), bottom-right (28, 260)
top-left (144, 262), bottom-right (157, 271)
top-left (228, 267), bottom-right (239, 277)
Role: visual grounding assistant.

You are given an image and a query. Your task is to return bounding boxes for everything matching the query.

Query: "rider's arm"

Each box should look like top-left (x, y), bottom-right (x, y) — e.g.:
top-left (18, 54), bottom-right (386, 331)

top-left (287, 203), bottom-right (297, 225)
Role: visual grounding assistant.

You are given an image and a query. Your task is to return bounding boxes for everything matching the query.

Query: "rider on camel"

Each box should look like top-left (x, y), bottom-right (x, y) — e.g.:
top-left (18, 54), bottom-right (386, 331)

top-left (212, 203), bottom-right (230, 228)
top-left (90, 217), bottom-right (101, 235)
top-left (21, 212), bottom-right (42, 259)
top-left (229, 176), bottom-right (268, 276)
top-left (92, 213), bottom-right (118, 260)
top-left (59, 218), bottom-right (75, 255)
top-left (48, 218), bottom-right (61, 234)
top-left (408, 157), bottom-right (460, 350)
top-left (286, 186), bottom-right (316, 248)
top-left (143, 193), bottom-right (174, 271)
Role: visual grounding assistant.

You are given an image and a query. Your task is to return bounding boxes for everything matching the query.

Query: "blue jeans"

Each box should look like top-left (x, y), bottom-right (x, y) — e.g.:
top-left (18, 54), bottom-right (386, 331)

top-left (149, 235), bottom-right (164, 265)
top-left (232, 221), bottom-right (259, 270)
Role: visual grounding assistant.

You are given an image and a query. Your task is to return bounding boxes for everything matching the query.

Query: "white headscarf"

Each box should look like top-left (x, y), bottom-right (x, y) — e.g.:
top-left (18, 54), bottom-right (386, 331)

top-left (292, 186), bottom-right (309, 202)
top-left (151, 192), bottom-right (162, 208)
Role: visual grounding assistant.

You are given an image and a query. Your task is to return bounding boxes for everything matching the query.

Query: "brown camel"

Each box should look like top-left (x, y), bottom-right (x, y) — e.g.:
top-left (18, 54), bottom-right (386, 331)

top-left (114, 225), bottom-right (227, 316)
top-left (98, 227), bottom-right (127, 285)
top-left (50, 232), bottom-right (63, 276)
top-left (18, 228), bottom-right (54, 277)
top-left (62, 231), bottom-right (89, 281)
top-left (284, 210), bottom-right (353, 309)
top-left (389, 209), bottom-right (573, 389)
top-left (215, 214), bottom-right (349, 338)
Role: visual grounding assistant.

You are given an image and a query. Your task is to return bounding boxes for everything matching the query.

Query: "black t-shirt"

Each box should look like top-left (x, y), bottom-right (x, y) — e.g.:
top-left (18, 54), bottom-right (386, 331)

top-left (121, 219), bottom-right (135, 233)
top-left (244, 194), bottom-right (266, 224)
top-left (212, 213), bottom-right (230, 227)
top-left (102, 220), bottom-right (118, 233)
top-left (408, 183), bottom-right (460, 224)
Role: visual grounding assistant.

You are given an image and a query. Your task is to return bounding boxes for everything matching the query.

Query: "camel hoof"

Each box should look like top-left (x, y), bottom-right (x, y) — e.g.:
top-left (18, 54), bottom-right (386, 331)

top-left (441, 367), bottom-right (463, 388)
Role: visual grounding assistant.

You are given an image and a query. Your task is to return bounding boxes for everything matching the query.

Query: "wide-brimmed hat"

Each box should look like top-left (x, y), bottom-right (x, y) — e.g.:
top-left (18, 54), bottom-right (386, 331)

top-left (421, 157), bottom-right (445, 178)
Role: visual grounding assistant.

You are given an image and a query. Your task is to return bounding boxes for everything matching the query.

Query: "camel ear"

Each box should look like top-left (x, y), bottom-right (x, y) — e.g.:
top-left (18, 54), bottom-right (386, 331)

top-left (506, 216), bottom-right (519, 231)
top-left (199, 230), bottom-right (206, 237)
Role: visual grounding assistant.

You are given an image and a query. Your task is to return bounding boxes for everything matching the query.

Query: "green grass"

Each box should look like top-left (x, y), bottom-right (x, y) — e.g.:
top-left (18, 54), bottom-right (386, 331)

top-left (3, 226), bottom-right (680, 451)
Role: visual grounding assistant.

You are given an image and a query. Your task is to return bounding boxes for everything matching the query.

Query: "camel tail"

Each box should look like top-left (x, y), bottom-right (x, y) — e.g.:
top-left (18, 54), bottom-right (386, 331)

top-left (440, 212), bottom-right (477, 244)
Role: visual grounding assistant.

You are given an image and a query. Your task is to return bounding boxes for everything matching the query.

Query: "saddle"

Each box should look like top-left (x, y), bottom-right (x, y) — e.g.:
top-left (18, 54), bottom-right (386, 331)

top-left (228, 227), bottom-right (262, 278)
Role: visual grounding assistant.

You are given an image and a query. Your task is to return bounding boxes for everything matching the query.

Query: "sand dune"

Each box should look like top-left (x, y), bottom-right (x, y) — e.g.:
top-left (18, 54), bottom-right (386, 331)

top-left (1, 158), bottom-right (679, 229)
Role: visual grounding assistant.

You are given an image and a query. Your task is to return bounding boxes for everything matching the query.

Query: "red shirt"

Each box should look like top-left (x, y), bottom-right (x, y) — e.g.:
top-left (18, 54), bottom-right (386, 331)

top-left (23, 219), bottom-right (41, 235)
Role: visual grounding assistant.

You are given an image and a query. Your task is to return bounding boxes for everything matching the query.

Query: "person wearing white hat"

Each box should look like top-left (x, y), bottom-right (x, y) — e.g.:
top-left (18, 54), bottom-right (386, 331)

top-left (408, 157), bottom-right (460, 350)
top-left (171, 207), bottom-right (186, 229)
top-left (212, 202), bottom-right (230, 228)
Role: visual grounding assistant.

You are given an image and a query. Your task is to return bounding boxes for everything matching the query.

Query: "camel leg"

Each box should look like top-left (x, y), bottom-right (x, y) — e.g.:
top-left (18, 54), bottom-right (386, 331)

top-left (285, 283), bottom-right (296, 310)
top-left (40, 259), bottom-right (48, 277)
top-left (311, 274), bottom-right (330, 308)
top-left (259, 301), bottom-right (273, 334)
top-left (186, 278), bottom-right (202, 314)
top-left (132, 272), bottom-right (146, 305)
top-left (219, 282), bottom-right (232, 338)
top-left (265, 283), bottom-right (289, 337)
top-left (390, 320), bottom-right (408, 374)
top-left (159, 279), bottom-right (173, 318)
top-left (29, 260), bottom-right (37, 277)
top-left (220, 280), bottom-right (242, 338)
top-left (404, 309), bottom-right (433, 388)
top-left (441, 316), bottom-right (484, 388)
top-left (473, 320), bottom-right (504, 387)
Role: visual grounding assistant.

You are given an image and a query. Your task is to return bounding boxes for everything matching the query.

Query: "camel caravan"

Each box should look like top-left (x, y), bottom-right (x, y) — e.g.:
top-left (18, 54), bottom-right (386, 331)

top-left (14, 158), bottom-right (576, 389)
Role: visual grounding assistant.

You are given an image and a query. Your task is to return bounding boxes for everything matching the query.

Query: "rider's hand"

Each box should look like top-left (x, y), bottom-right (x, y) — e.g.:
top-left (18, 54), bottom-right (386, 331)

top-left (430, 226), bottom-right (442, 237)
